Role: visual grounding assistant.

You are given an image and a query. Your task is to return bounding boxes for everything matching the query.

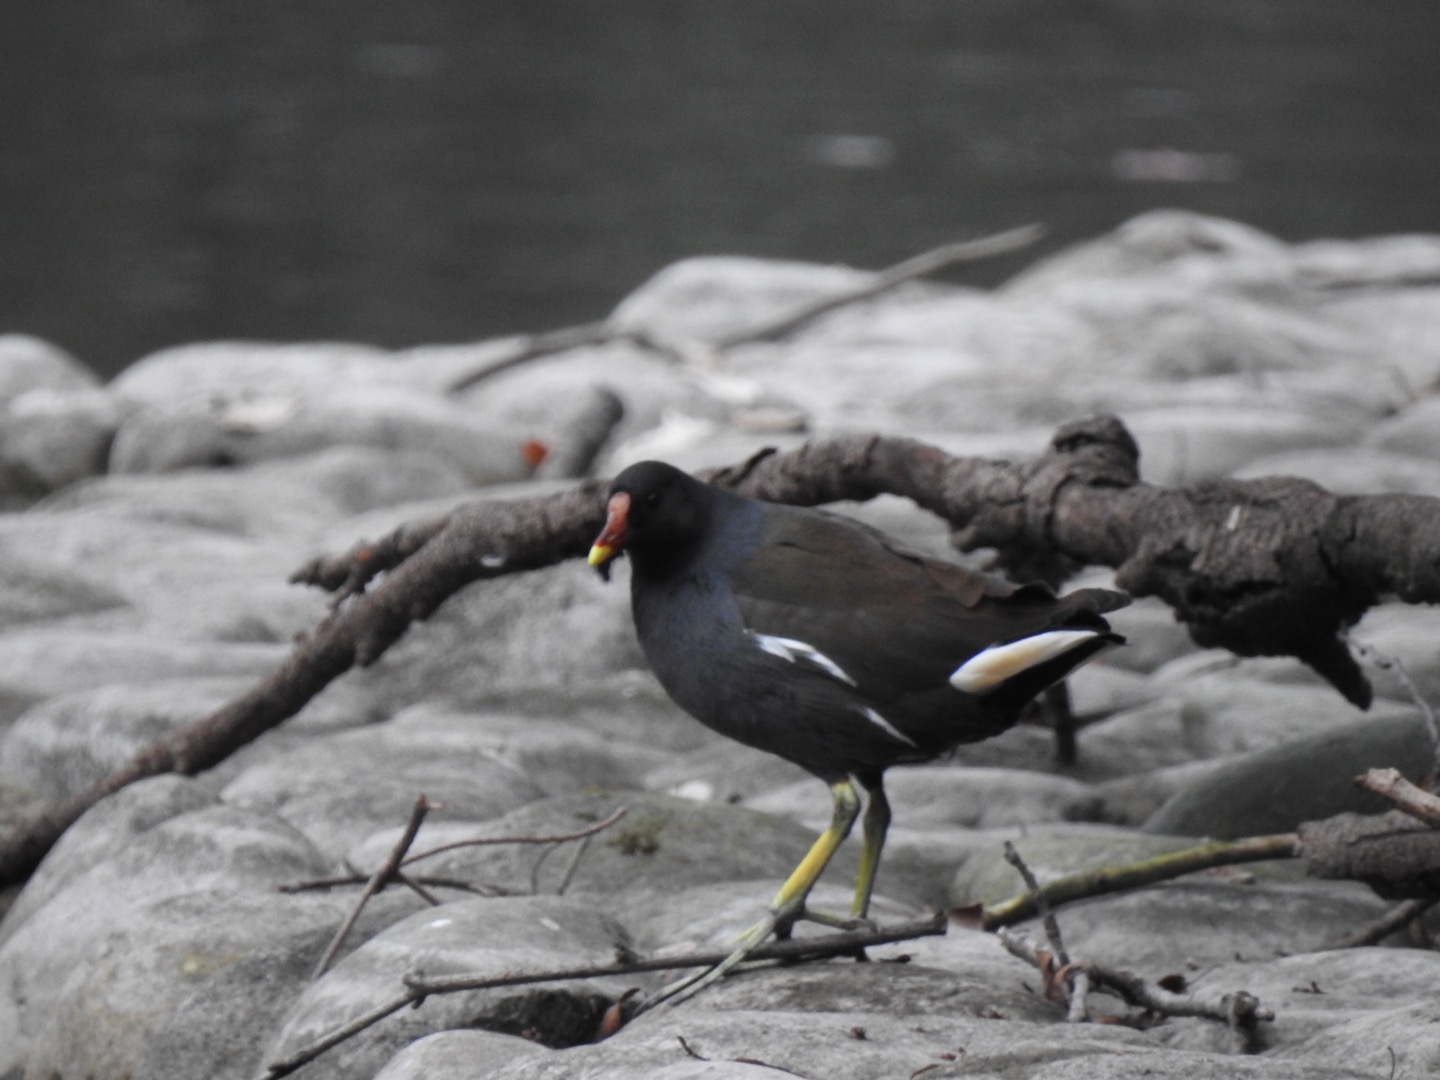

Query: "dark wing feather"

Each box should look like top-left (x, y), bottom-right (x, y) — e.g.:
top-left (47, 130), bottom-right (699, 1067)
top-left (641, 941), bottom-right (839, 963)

top-left (729, 506), bottom-right (1100, 701)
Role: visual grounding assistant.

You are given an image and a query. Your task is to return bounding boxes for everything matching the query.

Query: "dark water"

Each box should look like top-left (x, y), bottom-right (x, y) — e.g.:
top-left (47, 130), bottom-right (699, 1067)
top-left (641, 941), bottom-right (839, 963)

top-left (2, 2), bottom-right (1437, 377)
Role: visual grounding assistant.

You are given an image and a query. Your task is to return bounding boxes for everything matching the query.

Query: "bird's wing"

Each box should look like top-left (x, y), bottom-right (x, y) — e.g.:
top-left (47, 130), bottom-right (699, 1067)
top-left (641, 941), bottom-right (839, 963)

top-left (727, 507), bottom-right (1040, 697)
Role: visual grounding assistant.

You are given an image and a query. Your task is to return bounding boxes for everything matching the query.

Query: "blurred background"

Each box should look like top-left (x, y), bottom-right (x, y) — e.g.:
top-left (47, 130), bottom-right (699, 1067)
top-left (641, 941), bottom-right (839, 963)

top-left (2, 1), bottom-right (1436, 378)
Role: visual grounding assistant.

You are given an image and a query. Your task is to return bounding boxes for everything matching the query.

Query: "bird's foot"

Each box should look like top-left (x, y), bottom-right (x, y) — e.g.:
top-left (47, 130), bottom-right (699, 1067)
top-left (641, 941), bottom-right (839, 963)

top-left (795, 908), bottom-right (878, 934)
top-left (637, 901), bottom-right (803, 1012)
top-left (636, 903), bottom-right (878, 1013)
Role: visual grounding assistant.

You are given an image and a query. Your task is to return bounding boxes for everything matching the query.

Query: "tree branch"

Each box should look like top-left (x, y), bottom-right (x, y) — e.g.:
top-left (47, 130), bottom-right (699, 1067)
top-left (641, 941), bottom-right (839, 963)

top-left (11, 415), bottom-right (1440, 883)
top-left (1354, 768), bottom-right (1440, 827)
top-left (977, 834), bottom-right (1303, 930)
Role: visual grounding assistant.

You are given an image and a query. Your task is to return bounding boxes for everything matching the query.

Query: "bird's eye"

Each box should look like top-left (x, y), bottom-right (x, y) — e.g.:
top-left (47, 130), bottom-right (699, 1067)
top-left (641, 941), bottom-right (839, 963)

top-left (644, 492), bottom-right (661, 506)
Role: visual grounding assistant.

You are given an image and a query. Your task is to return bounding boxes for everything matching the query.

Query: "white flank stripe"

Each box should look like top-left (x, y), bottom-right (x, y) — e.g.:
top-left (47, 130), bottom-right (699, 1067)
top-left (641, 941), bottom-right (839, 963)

top-left (949, 630), bottom-right (1102, 694)
top-left (750, 632), bottom-right (857, 686)
top-left (858, 706), bottom-right (919, 748)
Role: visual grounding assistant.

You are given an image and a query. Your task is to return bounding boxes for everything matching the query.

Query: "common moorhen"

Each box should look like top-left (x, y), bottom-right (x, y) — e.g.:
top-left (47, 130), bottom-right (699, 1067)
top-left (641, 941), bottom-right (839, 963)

top-left (589, 459), bottom-right (1127, 1001)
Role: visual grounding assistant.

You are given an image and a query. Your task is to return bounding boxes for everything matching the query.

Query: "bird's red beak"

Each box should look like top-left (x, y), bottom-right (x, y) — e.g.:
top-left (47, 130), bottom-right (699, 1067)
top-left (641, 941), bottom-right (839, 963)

top-left (587, 491), bottom-right (631, 570)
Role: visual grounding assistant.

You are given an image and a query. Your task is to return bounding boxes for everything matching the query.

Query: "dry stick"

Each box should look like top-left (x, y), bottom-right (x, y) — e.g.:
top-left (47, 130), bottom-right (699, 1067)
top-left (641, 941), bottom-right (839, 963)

top-left (445, 223), bottom-right (1046, 395)
top-left (1355, 767), bottom-right (1440, 828)
top-left (1002, 841), bottom-right (1090, 1022)
top-left (261, 914), bottom-right (946, 1080)
top-left (281, 873), bottom-right (492, 898)
top-left (981, 834), bottom-right (1302, 930)
top-left (401, 806), bottom-right (629, 866)
top-left (1344, 634), bottom-right (1440, 779)
top-left (312, 795), bottom-right (433, 981)
top-left (1326, 897), bottom-right (1439, 949)
top-left (996, 929), bottom-right (1273, 1053)
top-left (711, 223), bottom-right (1046, 348)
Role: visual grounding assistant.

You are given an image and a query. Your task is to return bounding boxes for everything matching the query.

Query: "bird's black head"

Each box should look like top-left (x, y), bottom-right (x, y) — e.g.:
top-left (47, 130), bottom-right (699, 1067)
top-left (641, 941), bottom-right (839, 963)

top-left (588, 460), bottom-right (712, 577)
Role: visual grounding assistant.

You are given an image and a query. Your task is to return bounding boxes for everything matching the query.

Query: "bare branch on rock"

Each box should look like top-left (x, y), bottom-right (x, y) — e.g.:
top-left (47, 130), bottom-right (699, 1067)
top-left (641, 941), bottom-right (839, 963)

top-left (997, 928), bottom-right (1273, 1053)
top-left (978, 834), bottom-right (1302, 930)
top-left (259, 915), bottom-right (947, 1079)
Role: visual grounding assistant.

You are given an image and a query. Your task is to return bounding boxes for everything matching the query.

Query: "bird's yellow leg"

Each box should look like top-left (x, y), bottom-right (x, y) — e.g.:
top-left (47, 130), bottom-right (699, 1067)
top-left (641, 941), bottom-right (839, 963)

top-left (771, 779), bottom-right (862, 920)
top-left (850, 779), bottom-right (890, 921)
top-left (641, 779), bottom-right (862, 1010)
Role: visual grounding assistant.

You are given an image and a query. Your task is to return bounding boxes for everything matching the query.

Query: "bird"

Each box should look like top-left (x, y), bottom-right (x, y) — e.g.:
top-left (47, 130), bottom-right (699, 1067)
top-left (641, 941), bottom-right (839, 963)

top-left (588, 459), bottom-right (1127, 1003)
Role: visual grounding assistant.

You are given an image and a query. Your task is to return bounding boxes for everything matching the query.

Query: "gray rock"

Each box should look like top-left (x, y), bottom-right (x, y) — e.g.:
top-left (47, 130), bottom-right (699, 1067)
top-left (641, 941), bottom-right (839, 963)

top-left (1190, 946), bottom-right (1440, 1054)
top-left (0, 774), bottom-right (217, 944)
top-left (0, 545), bottom-right (127, 630)
top-left (1094, 758), bottom-right (1237, 826)
top-left (643, 737), bottom-right (813, 804)
top-left (0, 675), bottom-right (376, 806)
top-left (1007, 211), bottom-right (1290, 292)
top-left (0, 386), bottom-right (118, 504)
top-left (1145, 665), bottom-right (1409, 759)
top-left (1271, 1001), bottom-right (1440, 1077)
top-left (1000, 1051), bottom-right (1366, 1080)
top-left (1119, 405), bottom-right (1362, 486)
top-left (1007, 877), bottom-right (1396, 972)
top-left (619, 879), bottom-right (925, 957)
top-left (344, 791), bottom-right (849, 916)
top-left (677, 953), bottom-right (1055, 1023)
top-left (265, 896), bottom-right (630, 1080)
top-left (1096, 596), bottom-right (1200, 676)
top-left (0, 628), bottom-right (287, 728)
top-left (1345, 601), bottom-right (1440, 705)
top-left (110, 384), bottom-right (536, 484)
top-left (609, 256), bottom-right (878, 343)
top-left (220, 710), bottom-right (547, 861)
top-left (5, 886), bottom-right (410, 1080)
top-left (1320, 284), bottom-right (1440, 391)
top-left (0, 677), bottom-right (272, 802)
top-left (0, 802), bottom-right (336, 1075)
top-left (387, 703), bottom-right (670, 796)
top-left (110, 340), bottom-right (393, 400)
top-left (456, 342), bottom-right (733, 460)
top-left (0, 334), bottom-right (97, 404)
top-left (1232, 445), bottom-right (1440, 497)
top-left (1142, 712), bottom-right (1435, 838)
top-left (490, 1008), bottom-right (1153, 1080)
top-left (1364, 395), bottom-right (1440, 459)
top-left (1056, 698), bottom-right (1202, 778)
top-left (746, 766), bottom-right (1101, 834)
top-left (374, 1030), bottom-right (549, 1080)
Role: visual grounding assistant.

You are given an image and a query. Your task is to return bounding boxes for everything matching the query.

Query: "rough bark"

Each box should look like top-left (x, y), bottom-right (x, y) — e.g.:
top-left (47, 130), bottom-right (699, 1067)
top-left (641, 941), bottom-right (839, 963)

top-left (1299, 811), bottom-right (1440, 899)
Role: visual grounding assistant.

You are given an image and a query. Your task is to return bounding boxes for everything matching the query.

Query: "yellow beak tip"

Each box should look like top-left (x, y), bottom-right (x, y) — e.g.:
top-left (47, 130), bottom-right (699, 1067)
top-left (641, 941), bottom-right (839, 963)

top-left (587, 544), bottom-right (614, 568)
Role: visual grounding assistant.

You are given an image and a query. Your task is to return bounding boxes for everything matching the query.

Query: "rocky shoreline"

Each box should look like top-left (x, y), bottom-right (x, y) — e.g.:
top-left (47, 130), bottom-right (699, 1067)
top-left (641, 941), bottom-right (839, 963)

top-left (2, 211), bottom-right (1439, 1078)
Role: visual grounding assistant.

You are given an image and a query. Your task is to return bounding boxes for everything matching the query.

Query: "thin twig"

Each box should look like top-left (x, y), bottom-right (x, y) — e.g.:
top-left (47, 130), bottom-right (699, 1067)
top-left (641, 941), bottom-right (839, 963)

top-left (555, 834), bottom-right (593, 896)
top-left (402, 806), bottom-right (629, 865)
top-left (1354, 767), bottom-right (1440, 828)
top-left (1345, 633), bottom-right (1440, 779)
top-left (1002, 841), bottom-right (1069, 965)
top-left (261, 915), bottom-right (946, 1079)
top-left (1324, 897), bottom-right (1439, 949)
top-left (405, 914), bottom-right (946, 996)
top-left (311, 795), bottom-right (432, 980)
top-left (1003, 841), bottom-right (1088, 1021)
top-left (712, 224), bottom-right (1045, 348)
top-left (443, 225), bottom-right (1046, 395)
top-left (997, 928), bottom-right (1273, 1052)
top-left (260, 990), bottom-right (417, 1079)
top-left (981, 834), bottom-right (1302, 929)
top-left (280, 873), bottom-right (502, 897)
